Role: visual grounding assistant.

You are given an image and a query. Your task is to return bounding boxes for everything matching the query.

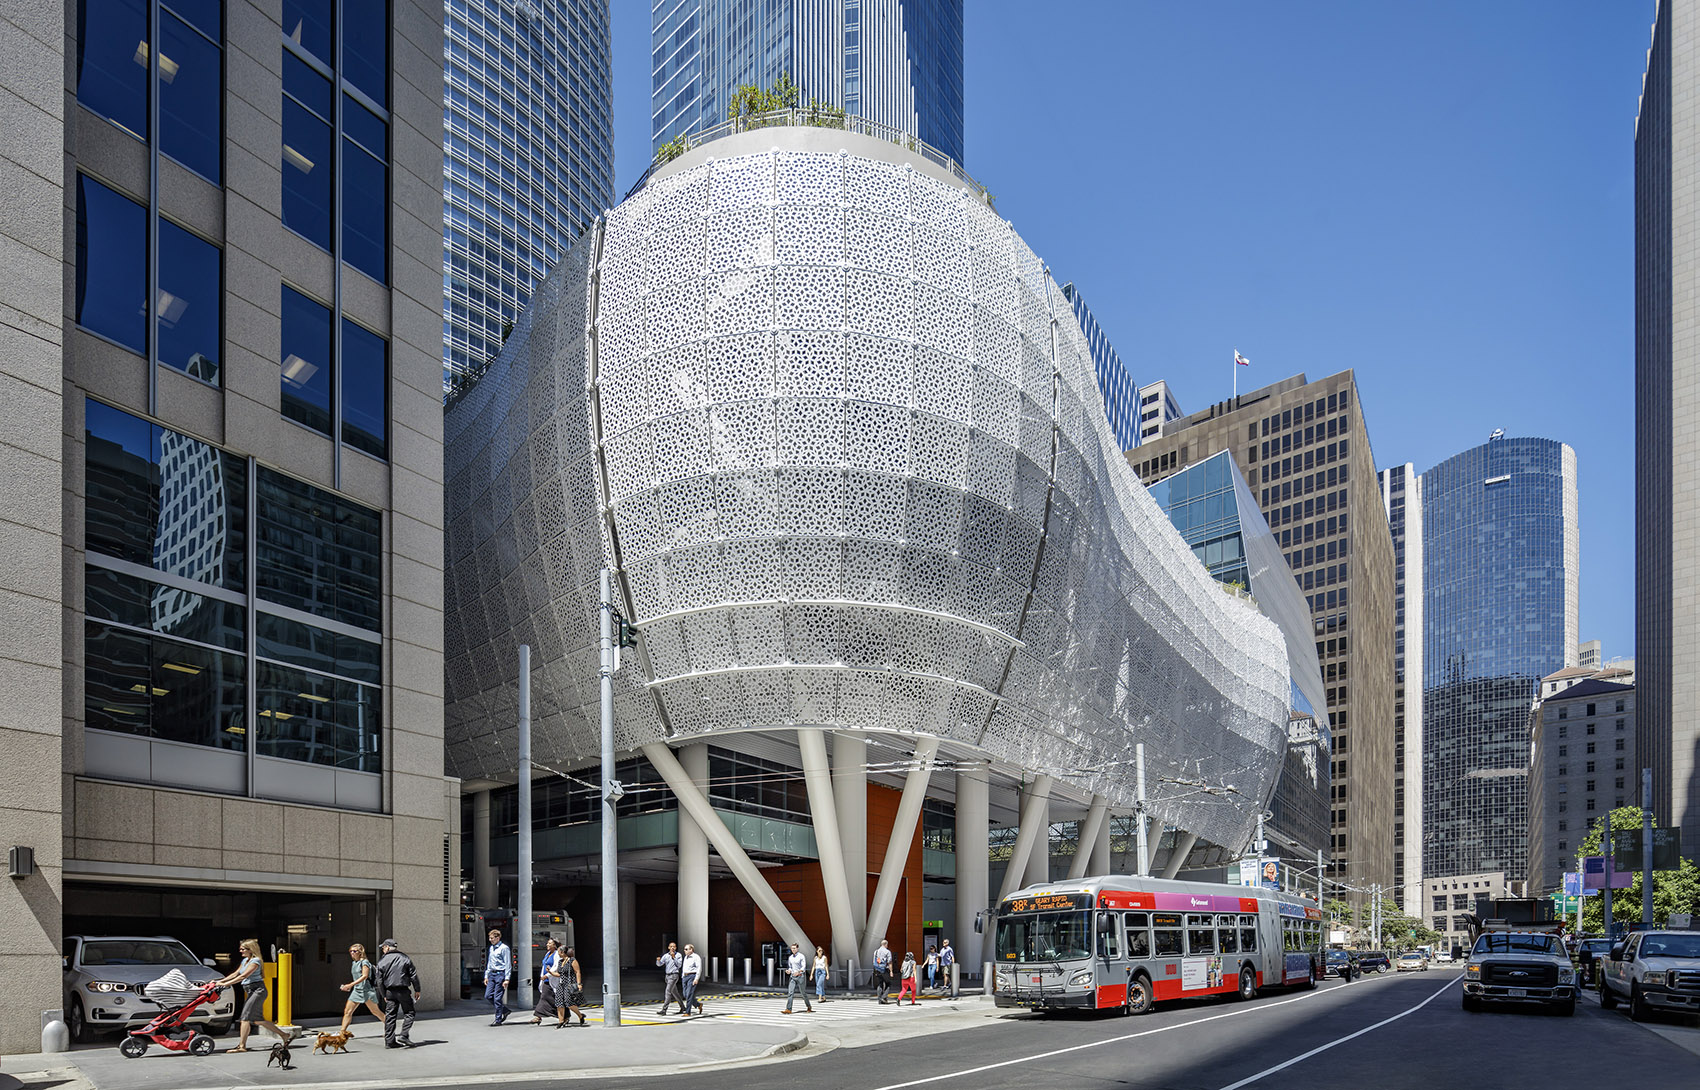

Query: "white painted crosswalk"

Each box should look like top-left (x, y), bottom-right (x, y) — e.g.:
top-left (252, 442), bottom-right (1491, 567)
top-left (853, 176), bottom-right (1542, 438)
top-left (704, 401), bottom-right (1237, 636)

top-left (584, 994), bottom-right (962, 1028)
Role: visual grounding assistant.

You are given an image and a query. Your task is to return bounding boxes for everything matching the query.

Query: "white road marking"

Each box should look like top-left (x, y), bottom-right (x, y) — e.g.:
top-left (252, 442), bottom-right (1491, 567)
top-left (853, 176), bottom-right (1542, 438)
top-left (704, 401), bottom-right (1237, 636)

top-left (1214, 976), bottom-right (1459, 1090)
top-left (867, 979), bottom-right (1389, 1090)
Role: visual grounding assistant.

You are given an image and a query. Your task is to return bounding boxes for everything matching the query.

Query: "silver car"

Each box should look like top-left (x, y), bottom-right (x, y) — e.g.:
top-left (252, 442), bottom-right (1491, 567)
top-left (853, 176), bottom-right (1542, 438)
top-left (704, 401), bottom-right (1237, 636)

top-left (63, 936), bottom-right (235, 1042)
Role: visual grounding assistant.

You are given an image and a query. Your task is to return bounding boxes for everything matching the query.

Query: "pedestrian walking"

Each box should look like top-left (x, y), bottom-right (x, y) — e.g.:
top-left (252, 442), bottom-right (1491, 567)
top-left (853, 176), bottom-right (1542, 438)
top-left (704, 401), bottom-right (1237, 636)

top-left (483, 927), bottom-right (512, 1025)
top-left (374, 938), bottom-right (421, 1048)
top-left (680, 944), bottom-right (704, 1016)
top-left (215, 938), bottom-right (288, 1052)
top-left (924, 946), bottom-right (939, 990)
top-left (782, 942), bottom-right (813, 1013)
top-left (530, 938), bottom-right (566, 1026)
top-left (656, 942), bottom-right (684, 1015)
top-left (337, 943), bottom-right (386, 1035)
top-left (812, 945), bottom-right (828, 1004)
top-left (898, 951), bottom-right (919, 1004)
top-left (939, 939), bottom-right (955, 993)
top-left (561, 946), bottom-right (588, 1025)
top-left (873, 939), bottom-right (894, 1004)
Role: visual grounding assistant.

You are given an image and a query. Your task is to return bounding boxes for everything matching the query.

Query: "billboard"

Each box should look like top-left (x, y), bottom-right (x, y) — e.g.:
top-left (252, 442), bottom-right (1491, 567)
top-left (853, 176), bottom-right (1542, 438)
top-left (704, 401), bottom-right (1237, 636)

top-left (1236, 857), bottom-right (1281, 889)
top-left (1582, 855), bottom-right (1634, 890)
top-left (1611, 827), bottom-right (1683, 872)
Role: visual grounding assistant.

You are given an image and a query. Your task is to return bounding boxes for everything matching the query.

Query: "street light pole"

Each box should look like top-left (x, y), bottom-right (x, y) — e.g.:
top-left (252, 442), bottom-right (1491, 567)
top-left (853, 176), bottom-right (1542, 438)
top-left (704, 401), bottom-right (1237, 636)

top-left (517, 644), bottom-right (532, 1012)
top-left (1642, 768), bottom-right (1654, 926)
top-left (600, 567), bottom-right (621, 1026)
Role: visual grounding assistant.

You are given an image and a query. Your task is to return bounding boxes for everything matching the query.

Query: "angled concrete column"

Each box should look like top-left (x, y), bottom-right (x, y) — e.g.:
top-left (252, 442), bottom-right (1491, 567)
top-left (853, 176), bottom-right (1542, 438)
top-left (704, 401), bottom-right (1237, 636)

top-left (1025, 784), bottom-right (1052, 887)
top-left (644, 743), bottom-right (811, 951)
top-left (676, 744), bottom-right (710, 950)
top-left (619, 881), bottom-right (637, 967)
top-left (1160, 830), bottom-right (1199, 880)
top-left (472, 789), bottom-right (497, 907)
top-left (799, 730), bottom-right (858, 965)
top-left (859, 737), bottom-right (940, 966)
top-left (997, 774), bottom-right (1055, 901)
top-left (1068, 795), bottom-right (1109, 879)
top-left (954, 764), bottom-right (989, 970)
top-left (833, 732), bottom-right (869, 944)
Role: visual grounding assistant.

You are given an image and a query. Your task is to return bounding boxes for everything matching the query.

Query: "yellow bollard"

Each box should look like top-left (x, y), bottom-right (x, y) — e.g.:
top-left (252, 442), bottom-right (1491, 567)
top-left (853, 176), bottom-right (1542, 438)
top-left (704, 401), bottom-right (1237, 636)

top-left (262, 961), bottom-right (278, 1023)
top-left (277, 953), bottom-right (294, 1030)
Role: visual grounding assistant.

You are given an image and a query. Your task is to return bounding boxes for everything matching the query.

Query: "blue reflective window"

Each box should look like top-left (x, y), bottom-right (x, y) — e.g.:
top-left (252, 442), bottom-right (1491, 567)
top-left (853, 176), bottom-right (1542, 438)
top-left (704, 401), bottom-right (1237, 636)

top-left (75, 177), bottom-right (147, 353)
top-left (280, 286), bottom-right (333, 436)
top-left (165, 0), bottom-right (221, 37)
top-left (343, 0), bottom-right (388, 108)
top-left (156, 218), bottom-right (221, 382)
top-left (85, 565), bottom-right (245, 652)
top-left (255, 467), bottom-right (382, 632)
top-left (342, 138), bottom-right (387, 282)
top-left (343, 95), bottom-right (385, 157)
top-left (256, 661), bottom-right (381, 772)
top-left (257, 612), bottom-right (381, 684)
top-left (159, 10), bottom-right (222, 182)
top-left (282, 0), bottom-right (334, 67)
top-left (77, 0), bottom-right (149, 141)
top-left (341, 318), bottom-right (387, 459)
top-left (283, 50), bottom-right (332, 117)
top-left (282, 97), bottom-right (333, 249)
top-left (85, 621), bottom-right (247, 750)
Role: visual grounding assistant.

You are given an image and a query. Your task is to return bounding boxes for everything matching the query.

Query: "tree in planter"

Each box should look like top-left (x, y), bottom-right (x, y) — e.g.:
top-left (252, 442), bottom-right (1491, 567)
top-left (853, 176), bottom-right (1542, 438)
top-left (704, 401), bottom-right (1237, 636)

top-left (726, 72), bottom-right (800, 126)
top-left (1575, 804), bottom-right (1700, 933)
top-left (656, 132), bottom-right (691, 164)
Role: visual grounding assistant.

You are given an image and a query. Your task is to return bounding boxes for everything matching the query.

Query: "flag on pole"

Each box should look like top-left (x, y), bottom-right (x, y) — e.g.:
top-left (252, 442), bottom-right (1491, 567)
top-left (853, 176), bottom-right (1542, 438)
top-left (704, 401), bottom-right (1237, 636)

top-left (1234, 351), bottom-right (1251, 367)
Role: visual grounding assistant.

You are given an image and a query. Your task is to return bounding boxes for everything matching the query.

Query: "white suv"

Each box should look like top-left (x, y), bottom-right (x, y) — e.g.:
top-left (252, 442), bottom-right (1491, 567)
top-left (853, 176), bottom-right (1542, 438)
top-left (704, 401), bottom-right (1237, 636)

top-left (63, 936), bottom-right (235, 1042)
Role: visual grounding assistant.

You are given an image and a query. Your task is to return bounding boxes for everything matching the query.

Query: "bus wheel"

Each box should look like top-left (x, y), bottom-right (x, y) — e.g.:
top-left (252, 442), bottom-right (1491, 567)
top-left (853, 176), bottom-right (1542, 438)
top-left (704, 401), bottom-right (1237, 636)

top-left (1237, 968), bottom-right (1257, 1001)
top-left (1126, 974), bottom-right (1153, 1015)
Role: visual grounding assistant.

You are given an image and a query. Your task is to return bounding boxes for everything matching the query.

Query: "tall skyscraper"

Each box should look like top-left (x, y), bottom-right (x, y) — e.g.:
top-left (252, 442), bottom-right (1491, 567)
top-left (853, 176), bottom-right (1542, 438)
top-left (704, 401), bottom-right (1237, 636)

top-left (1137, 380), bottom-right (1185, 444)
top-left (1132, 373), bottom-right (1398, 896)
top-left (1421, 434), bottom-right (1578, 881)
top-left (1061, 282), bottom-right (1138, 451)
top-left (650, 0), bottom-right (965, 164)
top-left (1635, 0), bottom-right (1700, 858)
top-left (1378, 463), bottom-right (1423, 908)
top-left (443, 0), bottom-right (614, 389)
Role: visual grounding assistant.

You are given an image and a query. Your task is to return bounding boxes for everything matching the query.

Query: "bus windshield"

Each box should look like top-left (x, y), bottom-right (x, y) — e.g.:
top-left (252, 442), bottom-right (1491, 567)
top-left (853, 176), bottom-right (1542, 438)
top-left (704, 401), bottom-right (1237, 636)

top-left (996, 910), bottom-right (1091, 962)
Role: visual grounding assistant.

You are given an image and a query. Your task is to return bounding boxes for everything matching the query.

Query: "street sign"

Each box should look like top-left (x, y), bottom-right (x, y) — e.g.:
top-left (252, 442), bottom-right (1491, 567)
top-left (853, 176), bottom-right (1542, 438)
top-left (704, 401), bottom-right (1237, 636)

top-left (1611, 827), bottom-right (1683, 871)
top-left (1582, 855), bottom-right (1633, 890)
top-left (1562, 872), bottom-right (1581, 897)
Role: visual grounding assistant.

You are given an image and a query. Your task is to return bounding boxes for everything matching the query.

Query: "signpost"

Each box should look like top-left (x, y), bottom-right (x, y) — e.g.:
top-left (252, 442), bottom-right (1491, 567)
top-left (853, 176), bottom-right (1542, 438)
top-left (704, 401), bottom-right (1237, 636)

top-left (1581, 856), bottom-right (1632, 890)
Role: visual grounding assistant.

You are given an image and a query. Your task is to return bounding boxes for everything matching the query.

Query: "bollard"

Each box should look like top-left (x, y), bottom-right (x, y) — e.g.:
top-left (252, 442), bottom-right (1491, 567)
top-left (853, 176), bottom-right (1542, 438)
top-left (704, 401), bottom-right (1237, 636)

top-left (42, 1011), bottom-right (69, 1053)
top-left (766, 957), bottom-right (775, 987)
top-left (847, 958), bottom-right (857, 994)
top-left (277, 952), bottom-right (295, 1031)
top-left (711, 956), bottom-right (718, 982)
top-left (744, 957), bottom-right (751, 986)
top-left (951, 961), bottom-right (960, 998)
top-left (984, 961), bottom-right (993, 994)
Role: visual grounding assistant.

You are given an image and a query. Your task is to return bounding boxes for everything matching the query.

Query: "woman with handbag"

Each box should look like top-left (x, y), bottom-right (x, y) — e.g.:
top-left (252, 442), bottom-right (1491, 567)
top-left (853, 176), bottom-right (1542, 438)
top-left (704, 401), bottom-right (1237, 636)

top-left (561, 946), bottom-right (588, 1025)
top-left (530, 938), bottom-right (567, 1027)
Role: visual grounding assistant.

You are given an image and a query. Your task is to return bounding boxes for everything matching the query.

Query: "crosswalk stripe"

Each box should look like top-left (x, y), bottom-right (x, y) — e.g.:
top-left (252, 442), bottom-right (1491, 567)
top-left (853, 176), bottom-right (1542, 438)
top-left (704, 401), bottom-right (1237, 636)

top-left (580, 994), bottom-right (958, 1027)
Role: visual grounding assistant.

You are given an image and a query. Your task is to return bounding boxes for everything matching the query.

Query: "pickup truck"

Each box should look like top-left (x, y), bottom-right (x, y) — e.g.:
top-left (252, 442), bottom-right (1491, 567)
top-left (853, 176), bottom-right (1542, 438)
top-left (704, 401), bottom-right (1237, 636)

top-left (1598, 930), bottom-right (1700, 1021)
top-left (1461, 930), bottom-right (1576, 1015)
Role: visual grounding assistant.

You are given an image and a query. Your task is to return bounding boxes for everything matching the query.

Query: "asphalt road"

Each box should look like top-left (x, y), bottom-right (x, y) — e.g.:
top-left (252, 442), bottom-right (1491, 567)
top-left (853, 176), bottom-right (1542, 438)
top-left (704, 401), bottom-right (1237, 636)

top-left (349, 971), bottom-right (1700, 1090)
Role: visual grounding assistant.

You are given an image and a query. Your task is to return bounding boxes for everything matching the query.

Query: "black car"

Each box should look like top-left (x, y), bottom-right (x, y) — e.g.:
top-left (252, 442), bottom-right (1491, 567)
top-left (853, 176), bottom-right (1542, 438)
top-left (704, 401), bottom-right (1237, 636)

top-left (1325, 950), bottom-right (1356, 978)
top-left (1356, 951), bottom-right (1391, 973)
top-left (1576, 938), bottom-right (1613, 984)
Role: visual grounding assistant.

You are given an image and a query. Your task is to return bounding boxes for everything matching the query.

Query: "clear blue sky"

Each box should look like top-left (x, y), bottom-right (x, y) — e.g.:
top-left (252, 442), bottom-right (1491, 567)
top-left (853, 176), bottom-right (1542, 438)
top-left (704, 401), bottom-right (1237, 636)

top-left (610, 1), bottom-right (1652, 663)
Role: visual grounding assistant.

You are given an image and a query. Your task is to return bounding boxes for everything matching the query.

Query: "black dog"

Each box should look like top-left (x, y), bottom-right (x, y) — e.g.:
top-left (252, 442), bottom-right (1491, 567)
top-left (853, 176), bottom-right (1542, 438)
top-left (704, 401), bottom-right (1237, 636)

top-left (267, 1040), bottom-right (294, 1070)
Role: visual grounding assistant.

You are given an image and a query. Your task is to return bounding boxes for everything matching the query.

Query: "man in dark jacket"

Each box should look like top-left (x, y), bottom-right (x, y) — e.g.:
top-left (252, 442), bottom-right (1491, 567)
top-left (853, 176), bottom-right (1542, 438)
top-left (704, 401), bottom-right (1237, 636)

top-left (376, 938), bottom-right (421, 1048)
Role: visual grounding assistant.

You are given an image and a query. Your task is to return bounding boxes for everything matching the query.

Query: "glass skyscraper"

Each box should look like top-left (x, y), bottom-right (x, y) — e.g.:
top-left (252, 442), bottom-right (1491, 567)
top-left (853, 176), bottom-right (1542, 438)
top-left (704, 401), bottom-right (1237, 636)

top-left (444, 0), bottom-right (614, 390)
top-left (1421, 434), bottom-right (1578, 881)
top-left (651, 0), bottom-right (964, 164)
top-left (1061, 283), bottom-right (1138, 451)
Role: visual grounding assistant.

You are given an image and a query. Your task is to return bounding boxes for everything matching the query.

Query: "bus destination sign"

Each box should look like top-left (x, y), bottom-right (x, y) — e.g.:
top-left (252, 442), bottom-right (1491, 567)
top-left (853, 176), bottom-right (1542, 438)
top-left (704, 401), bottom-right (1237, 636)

top-left (1002, 891), bottom-right (1091, 914)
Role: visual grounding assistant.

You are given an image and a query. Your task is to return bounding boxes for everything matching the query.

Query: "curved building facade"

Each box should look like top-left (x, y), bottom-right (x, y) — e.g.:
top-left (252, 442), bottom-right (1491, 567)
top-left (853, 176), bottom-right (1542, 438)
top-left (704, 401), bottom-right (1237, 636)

top-left (444, 128), bottom-right (1294, 962)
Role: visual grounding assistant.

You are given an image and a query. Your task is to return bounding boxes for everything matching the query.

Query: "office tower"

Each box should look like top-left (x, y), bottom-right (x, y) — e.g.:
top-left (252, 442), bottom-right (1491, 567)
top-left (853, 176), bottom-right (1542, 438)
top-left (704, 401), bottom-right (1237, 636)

top-left (0, 0), bottom-right (452, 1054)
top-left (1635, 0), bottom-right (1700, 857)
top-left (1061, 282), bottom-right (1138, 451)
top-left (1378, 463), bottom-right (1423, 908)
top-left (1527, 668), bottom-right (1636, 894)
top-left (443, 0), bottom-right (613, 389)
top-left (651, 0), bottom-right (965, 164)
top-left (1132, 373), bottom-right (1398, 896)
top-left (1137, 380), bottom-right (1184, 444)
top-left (1421, 434), bottom-right (1578, 881)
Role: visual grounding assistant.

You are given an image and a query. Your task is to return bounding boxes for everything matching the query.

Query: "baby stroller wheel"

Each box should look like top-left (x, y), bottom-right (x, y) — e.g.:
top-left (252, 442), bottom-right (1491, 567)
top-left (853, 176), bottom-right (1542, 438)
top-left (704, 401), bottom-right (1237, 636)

top-left (190, 1034), bottom-right (215, 1057)
top-left (119, 1036), bottom-right (148, 1059)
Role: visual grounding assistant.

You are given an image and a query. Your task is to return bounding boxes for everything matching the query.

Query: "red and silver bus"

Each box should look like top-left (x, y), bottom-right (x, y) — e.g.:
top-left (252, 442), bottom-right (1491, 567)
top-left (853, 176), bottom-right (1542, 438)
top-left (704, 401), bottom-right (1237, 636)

top-left (992, 875), bottom-right (1324, 1013)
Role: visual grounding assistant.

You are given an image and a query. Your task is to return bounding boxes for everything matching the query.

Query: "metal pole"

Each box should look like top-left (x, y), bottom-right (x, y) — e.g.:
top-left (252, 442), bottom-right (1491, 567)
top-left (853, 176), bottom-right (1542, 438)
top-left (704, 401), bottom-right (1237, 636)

top-left (1602, 811), bottom-right (1613, 940)
top-left (1642, 768), bottom-right (1654, 926)
top-left (517, 645), bottom-right (532, 1012)
top-left (1135, 744), bottom-right (1150, 877)
top-left (600, 568), bottom-right (621, 1026)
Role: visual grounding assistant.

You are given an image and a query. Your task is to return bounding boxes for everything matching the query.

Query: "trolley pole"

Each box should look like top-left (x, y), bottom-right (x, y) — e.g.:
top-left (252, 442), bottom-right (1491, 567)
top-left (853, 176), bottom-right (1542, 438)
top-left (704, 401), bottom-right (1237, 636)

top-left (1602, 811), bottom-right (1613, 940)
top-left (517, 644), bottom-right (532, 1011)
top-left (600, 568), bottom-right (622, 1026)
top-left (1642, 768), bottom-right (1654, 926)
top-left (1135, 743), bottom-right (1150, 877)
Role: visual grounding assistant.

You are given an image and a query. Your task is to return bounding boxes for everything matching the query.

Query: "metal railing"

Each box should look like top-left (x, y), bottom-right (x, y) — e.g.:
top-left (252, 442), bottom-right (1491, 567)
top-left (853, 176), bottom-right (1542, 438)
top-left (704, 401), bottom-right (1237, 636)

top-left (626, 109), bottom-right (993, 207)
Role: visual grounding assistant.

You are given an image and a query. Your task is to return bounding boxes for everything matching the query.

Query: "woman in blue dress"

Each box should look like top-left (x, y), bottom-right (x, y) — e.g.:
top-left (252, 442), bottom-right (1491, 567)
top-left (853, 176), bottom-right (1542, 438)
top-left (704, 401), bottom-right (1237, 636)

top-left (338, 942), bottom-right (386, 1035)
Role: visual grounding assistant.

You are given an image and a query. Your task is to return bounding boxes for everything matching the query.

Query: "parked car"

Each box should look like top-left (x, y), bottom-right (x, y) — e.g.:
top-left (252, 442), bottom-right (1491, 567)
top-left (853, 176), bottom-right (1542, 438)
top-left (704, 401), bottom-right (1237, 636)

top-left (1431, 949), bottom-right (1454, 964)
top-left (1356, 950), bottom-right (1392, 973)
top-left (1396, 951), bottom-right (1428, 972)
top-left (1461, 930), bottom-right (1576, 1015)
top-left (1575, 937), bottom-right (1614, 986)
top-left (1598, 930), bottom-right (1700, 1021)
top-left (63, 936), bottom-right (234, 1043)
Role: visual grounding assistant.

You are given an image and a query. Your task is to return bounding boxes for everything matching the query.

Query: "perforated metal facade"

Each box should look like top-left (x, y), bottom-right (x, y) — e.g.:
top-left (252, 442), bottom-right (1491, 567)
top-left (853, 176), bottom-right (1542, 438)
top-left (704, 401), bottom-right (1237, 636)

top-left (443, 131), bottom-right (1293, 852)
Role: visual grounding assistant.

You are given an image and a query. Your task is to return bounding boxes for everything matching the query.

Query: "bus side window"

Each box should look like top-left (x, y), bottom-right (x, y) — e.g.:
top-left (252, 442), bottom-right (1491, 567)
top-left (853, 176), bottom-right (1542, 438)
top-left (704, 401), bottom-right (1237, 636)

top-left (1124, 913), bottom-right (1150, 958)
top-left (1186, 914), bottom-right (1216, 955)
top-left (1217, 914), bottom-right (1238, 954)
top-left (1101, 916), bottom-right (1120, 960)
top-left (1153, 914), bottom-right (1183, 957)
top-left (1241, 914), bottom-right (1257, 952)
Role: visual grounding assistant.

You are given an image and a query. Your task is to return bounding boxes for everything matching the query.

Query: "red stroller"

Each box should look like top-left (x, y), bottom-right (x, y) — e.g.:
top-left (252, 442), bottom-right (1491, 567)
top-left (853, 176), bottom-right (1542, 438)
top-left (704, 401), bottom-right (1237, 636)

top-left (119, 970), bottom-right (225, 1058)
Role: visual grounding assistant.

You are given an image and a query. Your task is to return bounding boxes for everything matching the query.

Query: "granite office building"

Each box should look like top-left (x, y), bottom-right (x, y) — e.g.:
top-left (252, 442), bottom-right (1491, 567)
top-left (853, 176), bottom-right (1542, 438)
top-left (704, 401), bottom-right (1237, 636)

top-left (1131, 373), bottom-right (1398, 895)
top-left (0, 0), bottom-right (453, 1054)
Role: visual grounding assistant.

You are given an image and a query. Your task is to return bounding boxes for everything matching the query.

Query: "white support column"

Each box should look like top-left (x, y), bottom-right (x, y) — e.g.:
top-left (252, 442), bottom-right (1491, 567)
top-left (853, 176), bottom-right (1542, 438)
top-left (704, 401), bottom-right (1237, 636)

top-left (1161, 830), bottom-right (1198, 880)
top-left (472, 789), bottom-right (496, 907)
top-left (997, 775), bottom-right (1054, 901)
top-left (644, 743), bottom-right (811, 952)
top-left (1068, 795), bottom-right (1109, 879)
top-left (1025, 784), bottom-right (1052, 887)
top-left (1089, 807), bottom-right (1113, 876)
top-left (834, 732), bottom-right (869, 948)
top-left (954, 764), bottom-right (989, 971)
top-left (677, 744), bottom-right (710, 950)
top-left (859, 737), bottom-right (940, 966)
top-left (799, 730), bottom-right (858, 966)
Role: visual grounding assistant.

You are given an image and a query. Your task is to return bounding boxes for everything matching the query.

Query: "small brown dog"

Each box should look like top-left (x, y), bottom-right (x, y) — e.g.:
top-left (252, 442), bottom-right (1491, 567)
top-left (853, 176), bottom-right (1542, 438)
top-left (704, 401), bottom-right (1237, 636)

top-left (313, 1030), bottom-right (352, 1054)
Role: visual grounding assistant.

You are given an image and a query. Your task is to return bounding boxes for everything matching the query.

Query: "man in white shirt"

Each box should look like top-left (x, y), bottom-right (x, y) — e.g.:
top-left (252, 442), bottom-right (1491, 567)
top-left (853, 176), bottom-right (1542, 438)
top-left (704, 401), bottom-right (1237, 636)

top-left (680, 944), bottom-right (704, 1016)
top-left (873, 939), bottom-right (894, 1004)
top-left (782, 941), bottom-right (813, 1013)
top-left (483, 928), bottom-right (512, 1025)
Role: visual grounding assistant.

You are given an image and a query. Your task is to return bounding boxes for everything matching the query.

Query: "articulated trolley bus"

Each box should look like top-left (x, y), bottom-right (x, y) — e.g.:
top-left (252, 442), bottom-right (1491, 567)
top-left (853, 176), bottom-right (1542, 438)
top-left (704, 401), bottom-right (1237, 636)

top-left (992, 876), bottom-right (1324, 1013)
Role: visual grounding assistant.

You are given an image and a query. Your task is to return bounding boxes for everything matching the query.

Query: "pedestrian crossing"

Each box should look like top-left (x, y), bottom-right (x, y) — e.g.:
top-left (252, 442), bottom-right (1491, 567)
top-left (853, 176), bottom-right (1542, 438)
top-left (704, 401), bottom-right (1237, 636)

top-left (582, 993), bottom-right (960, 1028)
